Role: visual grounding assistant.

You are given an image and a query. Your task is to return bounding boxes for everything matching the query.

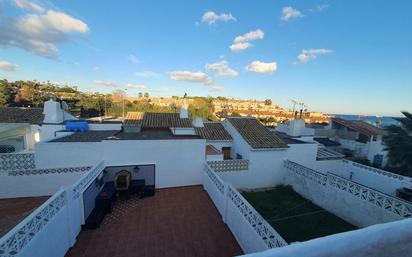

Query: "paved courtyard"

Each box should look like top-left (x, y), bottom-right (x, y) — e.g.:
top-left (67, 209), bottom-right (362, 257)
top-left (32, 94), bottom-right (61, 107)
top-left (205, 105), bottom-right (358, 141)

top-left (0, 196), bottom-right (49, 237)
top-left (66, 186), bottom-right (243, 257)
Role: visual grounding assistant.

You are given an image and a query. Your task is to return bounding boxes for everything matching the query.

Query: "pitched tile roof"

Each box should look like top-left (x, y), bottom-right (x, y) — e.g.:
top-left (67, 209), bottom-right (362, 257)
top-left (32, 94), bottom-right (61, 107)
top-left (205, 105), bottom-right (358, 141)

top-left (0, 107), bottom-right (44, 124)
top-left (332, 118), bottom-right (385, 136)
top-left (227, 117), bottom-right (287, 149)
top-left (313, 137), bottom-right (341, 147)
top-left (195, 122), bottom-right (232, 141)
top-left (142, 112), bottom-right (192, 128)
top-left (124, 112), bottom-right (144, 125)
top-left (50, 130), bottom-right (119, 142)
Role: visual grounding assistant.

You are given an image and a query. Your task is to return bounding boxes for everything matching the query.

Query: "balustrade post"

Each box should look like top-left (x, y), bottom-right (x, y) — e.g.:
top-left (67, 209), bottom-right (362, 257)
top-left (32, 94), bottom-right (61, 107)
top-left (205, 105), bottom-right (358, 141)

top-left (223, 183), bottom-right (229, 224)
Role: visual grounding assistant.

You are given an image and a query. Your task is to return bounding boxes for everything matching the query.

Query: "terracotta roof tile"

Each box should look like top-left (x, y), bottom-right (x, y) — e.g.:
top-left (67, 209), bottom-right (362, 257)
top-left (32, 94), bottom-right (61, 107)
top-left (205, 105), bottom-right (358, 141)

top-left (0, 107), bottom-right (44, 124)
top-left (142, 112), bottom-right (192, 128)
top-left (332, 118), bottom-right (385, 136)
top-left (124, 112), bottom-right (144, 125)
top-left (196, 122), bottom-right (232, 141)
top-left (227, 117), bottom-right (287, 149)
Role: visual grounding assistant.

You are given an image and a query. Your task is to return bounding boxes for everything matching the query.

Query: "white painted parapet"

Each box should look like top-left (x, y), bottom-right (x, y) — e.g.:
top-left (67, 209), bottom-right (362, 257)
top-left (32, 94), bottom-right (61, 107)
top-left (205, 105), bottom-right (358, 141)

top-left (283, 160), bottom-right (411, 227)
top-left (241, 218), bottom-right (412, 257)
top-left (203, 163), bottom-right (288, 254)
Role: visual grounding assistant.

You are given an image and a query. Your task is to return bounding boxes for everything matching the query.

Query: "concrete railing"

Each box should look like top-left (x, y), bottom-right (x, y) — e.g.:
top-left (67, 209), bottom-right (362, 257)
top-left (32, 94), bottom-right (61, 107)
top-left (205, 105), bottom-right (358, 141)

top-left (284, 160), bottom-right (412, 224)
top-left (241, 218), bottom-right (412, 257)
top-left (207, 159), bottom-right (249, 172)
top-left (342, 159), bottom-right (412, 182)
top-left (7, 166), bottom-right (91, 176)
top-left (327, 172), bottom-right (412, 218)
top-left (0, 153), bottom-right (35, 172)
top-left (203, 163), bottom-right (287, 253)
top-left (0, 161), bottom-right (105, 257)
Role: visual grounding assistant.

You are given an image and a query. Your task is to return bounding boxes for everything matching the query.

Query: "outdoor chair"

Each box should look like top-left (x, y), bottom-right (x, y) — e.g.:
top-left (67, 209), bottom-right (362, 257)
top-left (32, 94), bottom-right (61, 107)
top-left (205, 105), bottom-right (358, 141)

top-left (114, 170), bottom-right (131, 199)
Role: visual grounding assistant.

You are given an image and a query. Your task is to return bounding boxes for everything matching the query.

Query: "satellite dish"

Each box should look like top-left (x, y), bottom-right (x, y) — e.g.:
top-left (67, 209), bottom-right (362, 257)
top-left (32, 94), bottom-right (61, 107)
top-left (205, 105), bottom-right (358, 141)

top-left (61, 101), bottom-right (69, 110)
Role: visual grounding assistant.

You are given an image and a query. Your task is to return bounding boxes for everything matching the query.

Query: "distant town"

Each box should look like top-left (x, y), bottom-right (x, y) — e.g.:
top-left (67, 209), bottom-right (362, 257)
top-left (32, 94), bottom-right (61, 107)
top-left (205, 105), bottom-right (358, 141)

top-left (0, 79), bottom-right (331, 124)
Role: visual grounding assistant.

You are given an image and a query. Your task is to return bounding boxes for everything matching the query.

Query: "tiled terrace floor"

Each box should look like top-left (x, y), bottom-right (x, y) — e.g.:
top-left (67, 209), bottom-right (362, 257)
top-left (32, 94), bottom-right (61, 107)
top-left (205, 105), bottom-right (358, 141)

top-left (66, 186), bottom-right (243, 257)
top-left (0, 196), bottom-right (49, 237)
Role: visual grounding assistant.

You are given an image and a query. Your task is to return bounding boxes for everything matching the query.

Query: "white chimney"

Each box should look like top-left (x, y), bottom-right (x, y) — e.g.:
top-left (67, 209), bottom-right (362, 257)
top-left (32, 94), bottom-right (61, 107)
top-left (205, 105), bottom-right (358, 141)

top-left (180, 106), bottom-right (189, 119)
top-left (288, 119), bottom-right (305, 137)
top-left (193, 117), bottom-right (204, 127)
top-left (43, 99), bottom-right (64, 124)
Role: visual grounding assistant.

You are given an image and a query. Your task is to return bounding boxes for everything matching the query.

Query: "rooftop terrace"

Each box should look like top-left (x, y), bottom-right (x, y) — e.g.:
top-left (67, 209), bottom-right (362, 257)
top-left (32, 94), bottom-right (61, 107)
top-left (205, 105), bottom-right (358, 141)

top-left (65, 186), bottom-right (242, 257)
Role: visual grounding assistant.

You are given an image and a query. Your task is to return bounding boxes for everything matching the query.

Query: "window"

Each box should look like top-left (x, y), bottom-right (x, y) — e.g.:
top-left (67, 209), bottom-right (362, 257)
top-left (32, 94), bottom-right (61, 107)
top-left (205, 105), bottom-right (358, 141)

top-left (236, 154), bottom-right (243, 160)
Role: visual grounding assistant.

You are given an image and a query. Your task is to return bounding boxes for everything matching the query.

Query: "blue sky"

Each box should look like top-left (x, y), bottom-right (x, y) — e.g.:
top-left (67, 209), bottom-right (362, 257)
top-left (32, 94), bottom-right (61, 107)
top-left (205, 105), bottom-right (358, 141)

top-left (0, 0), bottom-right (411, 116)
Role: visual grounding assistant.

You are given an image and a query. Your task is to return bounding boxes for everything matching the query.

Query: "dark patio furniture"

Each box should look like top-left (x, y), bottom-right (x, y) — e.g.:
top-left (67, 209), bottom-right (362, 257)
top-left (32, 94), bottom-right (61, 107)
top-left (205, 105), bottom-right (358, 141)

top-left (131, 179), bottom-right (146, 198)
top-left (96, 182), bottom-right (116, 214)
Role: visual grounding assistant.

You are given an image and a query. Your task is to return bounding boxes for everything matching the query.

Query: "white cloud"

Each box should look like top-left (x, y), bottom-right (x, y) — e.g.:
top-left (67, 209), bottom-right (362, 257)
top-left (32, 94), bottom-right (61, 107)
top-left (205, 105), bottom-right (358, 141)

top-left (311, 4), bottom-right (329, 12)
top-left (93, 66), bottom-right (100, 71)
top-left (94, 80), bottom-right (118, 87)
top-left (201, 11), bottom-right (236, 25)
top-left (129, 54), bottom-right (139, 64)
top-left (126, 83), bottom-right (145, 90)
top-left (13, 0), bottom-right (44, 13)
top-left (94, 80), bottom-right (146, 90)
top-left (298, 48), bottom-right (333, 63)
top-left (169, 71), bottom-right (213, 85)
top-left (134, 70), bottom-right (162, 78)
top-left (205, 60), bottom-right (238, 77)
top-left (281, 6), bottom-right (304, 21)
top-left (246, 61), bottom-right (277, 74)
top-left (0, 60), bottom-right (18, 71)
top-left (0, 8), bottom-right (89, 58)
top-left (229, 42), bottom-right (251, 52)
top-left (230, 29), bottom-right (264, 52)
top-left (234, 29), bottom-right (264, 43)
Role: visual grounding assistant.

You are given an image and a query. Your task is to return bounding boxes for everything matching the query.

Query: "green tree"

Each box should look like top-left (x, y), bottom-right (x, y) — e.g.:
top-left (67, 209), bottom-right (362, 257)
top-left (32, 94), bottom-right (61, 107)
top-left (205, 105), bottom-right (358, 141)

top-left (144, 92), bottom-right (149, 98)
top-left (264, 99), bottom-right (272, 106)
top-left (383, 111), bottom-right (412, 176)
top-left (0, 80), bottom-right (13, 106)
top-left (138, 92), bottom-right (143, 98)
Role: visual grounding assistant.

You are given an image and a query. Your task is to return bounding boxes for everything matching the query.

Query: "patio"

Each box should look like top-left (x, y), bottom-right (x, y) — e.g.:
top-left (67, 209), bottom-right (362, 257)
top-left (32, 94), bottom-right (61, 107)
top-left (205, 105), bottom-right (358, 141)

top-left (0, 195), bottom-right (49, 237)
top-left (65, 186), bottom-right (243, 257)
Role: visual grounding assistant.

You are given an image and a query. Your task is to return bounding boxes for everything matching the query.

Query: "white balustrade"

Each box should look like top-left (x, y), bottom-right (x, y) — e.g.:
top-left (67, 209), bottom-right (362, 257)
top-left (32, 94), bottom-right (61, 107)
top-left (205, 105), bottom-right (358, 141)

top-left (0, 190), bottom-right (66, 257)
top-left (203, 163), bottom-right (287, 253)
top-left (284, 160), bottom-right (412, 219)
top-left (0, 153), bottom-right (35, 172)
top-left (207, 159), bottom-right (249, 172)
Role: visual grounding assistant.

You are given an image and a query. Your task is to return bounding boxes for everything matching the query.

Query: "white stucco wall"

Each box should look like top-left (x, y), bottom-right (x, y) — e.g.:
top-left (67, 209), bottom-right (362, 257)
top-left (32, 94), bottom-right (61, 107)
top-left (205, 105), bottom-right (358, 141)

top-left (35, 142), bottom-right (103, 168)
top-left (284, 167), bottom-right (402, 228)
top-left (299, 159), bottom-right (412, 196)
top-left (39, 124), bottom-right (65, 142)
top-left (0, 172), bottom-right (85, 198)
top-left (101, 139), bottom-right (206, 188)
top-left (207, 141), bottom-right (233, 152)
top-left (88, 123), bottom-right (122, 131)
top-left (243, 218), bottom-right (412, 257)
top-left (34, 139), bottom-right (206, 189)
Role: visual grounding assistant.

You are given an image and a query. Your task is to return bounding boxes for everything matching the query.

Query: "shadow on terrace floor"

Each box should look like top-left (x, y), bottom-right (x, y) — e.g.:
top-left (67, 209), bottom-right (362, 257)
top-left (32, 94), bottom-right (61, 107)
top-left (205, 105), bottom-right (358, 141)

top-left (66, 186), bottom-right (243, 257)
